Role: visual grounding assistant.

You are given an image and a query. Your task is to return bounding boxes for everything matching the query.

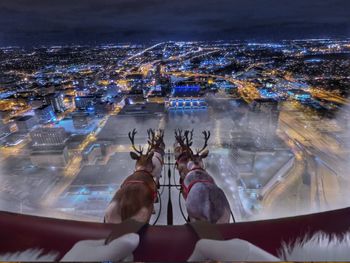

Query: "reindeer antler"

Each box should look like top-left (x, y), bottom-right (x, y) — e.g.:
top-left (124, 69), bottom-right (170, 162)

top-left (146, 128), bottom-right (157, 154)
top-left (157, 129), bottom-right (164, 140)
top-left (196, 130), bottom-right (210, 154)
top-left (147, 129), bottom-right (156, 146)
top-left (175, 129), bottom-right (185, 147)
top-left (184, 129), bottom-right (194, 148)
top-left (128, 128), bottom-right (144, 155)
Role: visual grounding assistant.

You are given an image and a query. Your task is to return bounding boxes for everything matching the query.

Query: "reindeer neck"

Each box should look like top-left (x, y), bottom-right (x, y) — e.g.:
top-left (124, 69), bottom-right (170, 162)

top-left (134, 167), bottom-right (153, 177)
top-left (189, 166), bottom-right (206, 173)
top-left (153, 147), bottom-right (165, 157)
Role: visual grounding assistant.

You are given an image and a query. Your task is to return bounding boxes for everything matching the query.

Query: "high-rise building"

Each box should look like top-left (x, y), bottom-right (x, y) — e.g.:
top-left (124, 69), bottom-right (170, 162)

top-left (34, 105), bottom-right (56, 124)
top-left (74, 95), bottom-right (95, 109)
top-left (30, 127), bottom-right (68, 146)
top-left (45, 92), bottom-right (65, 113)
top-left (248, 98), bottom-right (279, 148)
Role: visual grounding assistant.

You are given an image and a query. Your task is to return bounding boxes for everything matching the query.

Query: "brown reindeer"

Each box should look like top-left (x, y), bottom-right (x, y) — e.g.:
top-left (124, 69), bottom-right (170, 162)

top-left (174, 129), bottom-right (231, 224)
top-left (104, 129), bottom-right (157, 224)
top-left (174, 129), bottom-right (194, 181)
top-left (147, 129), bottom-right (165, 187)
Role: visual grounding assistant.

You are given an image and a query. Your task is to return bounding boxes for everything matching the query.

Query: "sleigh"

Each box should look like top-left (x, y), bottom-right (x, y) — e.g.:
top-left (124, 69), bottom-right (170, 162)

top-left (1, 206), bottom-right (350, 261)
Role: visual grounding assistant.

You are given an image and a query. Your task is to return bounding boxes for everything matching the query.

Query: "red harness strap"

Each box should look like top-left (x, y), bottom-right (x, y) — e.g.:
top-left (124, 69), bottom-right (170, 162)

top-left (188, 167), bottom-right (206, 173)
top-left (134, 169), bottom-right (154, 178)
top-left (182, 179), bottom-right (214, 199)
top-left (181, 167), bottom-right (213, 199)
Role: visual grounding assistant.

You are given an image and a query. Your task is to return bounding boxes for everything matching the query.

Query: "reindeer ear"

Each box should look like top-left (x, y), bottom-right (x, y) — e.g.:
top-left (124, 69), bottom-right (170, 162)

top-left (130, 152), bottom-right (139, 160)
top-left (200, 149), bottom-right (209, 159)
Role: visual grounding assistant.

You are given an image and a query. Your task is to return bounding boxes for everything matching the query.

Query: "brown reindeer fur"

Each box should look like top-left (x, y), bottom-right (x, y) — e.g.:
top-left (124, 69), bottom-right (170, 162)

top-left (113, 173), bottom-right (156, 221)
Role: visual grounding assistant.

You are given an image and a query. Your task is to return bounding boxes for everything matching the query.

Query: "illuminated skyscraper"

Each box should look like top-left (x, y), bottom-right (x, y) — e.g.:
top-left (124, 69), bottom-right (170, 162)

top-left (34, 105), bottom-right (56, 124)
top-left (45, 92), bottom-right (65, 113)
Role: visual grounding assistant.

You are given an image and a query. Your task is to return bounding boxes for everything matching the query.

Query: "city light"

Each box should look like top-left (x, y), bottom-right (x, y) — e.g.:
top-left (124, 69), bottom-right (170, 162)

top-left (0, 39), bottom-right (349, 249)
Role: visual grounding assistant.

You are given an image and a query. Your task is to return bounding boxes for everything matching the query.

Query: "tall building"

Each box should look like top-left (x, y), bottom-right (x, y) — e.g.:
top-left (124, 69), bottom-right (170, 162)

top-left (34, 105), bottom-right (56, 124)
top-left (248, 98), bottom-right (279, 148)
top-left (30, 127), bottom-right (68, 146)
top-left (45, 92), bottom-right (65, 113)
top-left (74, 95), bottom-right (95, 109)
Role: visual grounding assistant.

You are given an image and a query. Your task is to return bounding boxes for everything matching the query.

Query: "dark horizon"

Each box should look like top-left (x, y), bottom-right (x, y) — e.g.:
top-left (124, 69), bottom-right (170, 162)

top-left (0, 0), bottom-right (349, 47)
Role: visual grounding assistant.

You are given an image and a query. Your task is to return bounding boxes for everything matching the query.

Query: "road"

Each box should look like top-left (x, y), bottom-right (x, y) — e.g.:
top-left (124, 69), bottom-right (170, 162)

top-left (269, 101), bottom-right (345, 213)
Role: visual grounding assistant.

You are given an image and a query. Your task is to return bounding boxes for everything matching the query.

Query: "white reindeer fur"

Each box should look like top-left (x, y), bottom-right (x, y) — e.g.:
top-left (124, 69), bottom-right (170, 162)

top-left (279, 230), bottom-right (350, 261)
top-left (152, 151), bottom-right (163, 182)
top-left (0, 233), bottom-right (139, 262)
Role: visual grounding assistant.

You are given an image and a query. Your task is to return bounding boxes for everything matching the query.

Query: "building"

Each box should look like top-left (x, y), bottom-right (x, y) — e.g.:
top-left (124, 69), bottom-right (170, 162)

top-left (82, 144), bottom-right (102, 164)
top-left (94, 101), bottom-right (115, 115)
top-left (71, 112), bottom-right (92, 129)
top-left (287, 89), bottom-right (311, 101)
top-left (30, 145), bottom-right (69, 168)
top-left (30, 127), bottom-right (70, 168)
top-left (100, 141), bottom-right (114, 156)
top-left (76, 87), bottom-right (90, 97)
top-left (45, 93), bottom-right (65, 113)
top-left (125, 88), bottom-right (145, 105)
top-left (167, 85), bottom-right (207, 110)
top-left (119, 102), bottom-right (165, 116)
top-left (14, 115), bottom-right (38, 133)
top-left (146, 85), bottom-right (164, 103)
top-left (34, 105), bottom-right (56, 124)
top-left (74, 96), bottom-right (95, 109)
top-left (30, 127), bottom-right (68, 146)
top-left (248, 98), bottom-right (279, 148)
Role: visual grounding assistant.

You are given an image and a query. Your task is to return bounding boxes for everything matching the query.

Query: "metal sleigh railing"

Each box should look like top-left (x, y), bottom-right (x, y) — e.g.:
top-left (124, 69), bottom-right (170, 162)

top-left (152, 149), bottom-right (183, 225)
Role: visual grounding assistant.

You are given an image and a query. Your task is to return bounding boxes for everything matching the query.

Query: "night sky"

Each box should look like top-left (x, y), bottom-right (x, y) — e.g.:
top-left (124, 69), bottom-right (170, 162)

top-left (0, 0), bottom-right (349, 46)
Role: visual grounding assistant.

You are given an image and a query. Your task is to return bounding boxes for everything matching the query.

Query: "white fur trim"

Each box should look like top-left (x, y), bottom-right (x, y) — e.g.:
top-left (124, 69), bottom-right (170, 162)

top-left (279, 231), bottom-right (350, 261)
top-left (60, 233), bottom-right (139, 262)
top-left (188, 238), bottom-right (280, 261)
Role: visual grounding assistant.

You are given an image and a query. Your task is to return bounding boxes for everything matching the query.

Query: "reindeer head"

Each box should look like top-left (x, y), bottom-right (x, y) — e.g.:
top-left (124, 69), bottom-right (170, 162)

top-left (174, 129), bottom-right (195, 177)
top-left (174, 129), bottom-right (193, 159)
top-left (129, 129), bottom-right (154, 172)
top-left (186, 131), bottom-right (211, 171)
top-left (156, 129), bottom-right (165, 150)
top-left (148, 129), bottom-right (165, 152)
